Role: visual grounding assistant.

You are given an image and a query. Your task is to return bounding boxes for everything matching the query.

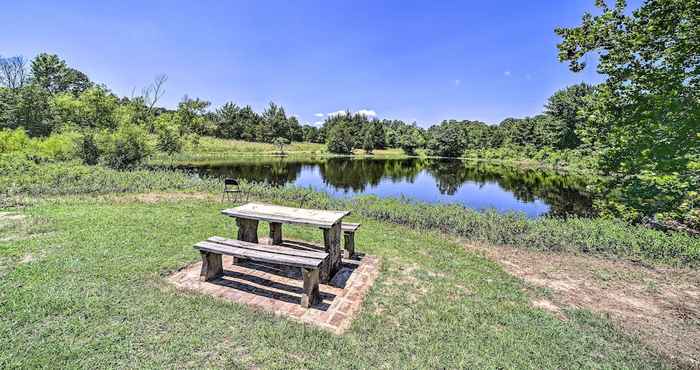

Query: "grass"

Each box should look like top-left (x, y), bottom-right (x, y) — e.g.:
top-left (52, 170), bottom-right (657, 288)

top-left (0, 196), bottom-right (669, 368)
top-left (149, 137), bottom-right (419, 166)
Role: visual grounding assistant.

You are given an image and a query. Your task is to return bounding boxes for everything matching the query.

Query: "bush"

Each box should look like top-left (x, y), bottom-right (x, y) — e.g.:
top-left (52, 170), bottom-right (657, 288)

top-left (155, 121), bottom-right (184, 156)
top-left (98, 124), bottom-right (151, 170)
top-left (76, 132), bottom-right (100, 165)
top-left (0, 128), bottom-right (31, 153)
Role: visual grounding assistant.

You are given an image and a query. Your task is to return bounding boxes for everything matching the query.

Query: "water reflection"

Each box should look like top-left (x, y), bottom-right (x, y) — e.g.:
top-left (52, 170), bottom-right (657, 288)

top-left (179, 157), bottom-right (594, 218)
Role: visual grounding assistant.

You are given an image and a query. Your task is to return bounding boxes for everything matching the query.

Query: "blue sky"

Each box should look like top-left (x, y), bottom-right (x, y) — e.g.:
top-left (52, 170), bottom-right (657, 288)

top-left (1, 1), bottom-right (640, 127)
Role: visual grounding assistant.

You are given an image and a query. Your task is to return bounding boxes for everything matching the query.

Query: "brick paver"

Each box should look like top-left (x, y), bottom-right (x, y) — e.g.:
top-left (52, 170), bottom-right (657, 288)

top-left (168, 253), bottom-right (380, 334)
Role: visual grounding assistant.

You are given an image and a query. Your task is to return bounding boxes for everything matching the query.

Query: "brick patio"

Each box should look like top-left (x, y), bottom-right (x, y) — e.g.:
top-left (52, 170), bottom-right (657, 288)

top-left (168, 249), bottom-right (380, 334)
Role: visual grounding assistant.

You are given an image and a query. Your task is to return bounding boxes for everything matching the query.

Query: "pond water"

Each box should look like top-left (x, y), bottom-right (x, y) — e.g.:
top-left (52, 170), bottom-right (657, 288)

top-left (179, 157), bottom-right (594, 218)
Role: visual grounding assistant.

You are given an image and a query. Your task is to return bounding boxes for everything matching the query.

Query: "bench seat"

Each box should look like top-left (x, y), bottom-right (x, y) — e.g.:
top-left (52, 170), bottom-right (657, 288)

top-left (341, 223), bottom-right (361, 257)
top-left (341, 223), bottom-right (361, 233)
top-left (194, 236), bottom-right (328, 307)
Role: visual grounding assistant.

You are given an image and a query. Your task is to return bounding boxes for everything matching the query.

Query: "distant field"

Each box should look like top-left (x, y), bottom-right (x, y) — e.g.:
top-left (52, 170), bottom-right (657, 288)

top-left (150, 137), bottom-right (417, 165)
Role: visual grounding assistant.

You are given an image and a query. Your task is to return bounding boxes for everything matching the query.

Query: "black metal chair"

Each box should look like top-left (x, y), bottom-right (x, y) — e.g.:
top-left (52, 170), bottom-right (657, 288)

top-left (222, 178), bottom-right (243, 202)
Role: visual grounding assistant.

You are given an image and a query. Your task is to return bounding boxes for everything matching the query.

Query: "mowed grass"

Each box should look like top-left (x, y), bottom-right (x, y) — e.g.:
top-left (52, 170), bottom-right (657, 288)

top-left (0, 197), bottom-right (667, 369)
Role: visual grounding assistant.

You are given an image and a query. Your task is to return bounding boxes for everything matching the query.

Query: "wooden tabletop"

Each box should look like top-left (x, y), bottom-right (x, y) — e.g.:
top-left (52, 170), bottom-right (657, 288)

top-left (222, 202), bottom-right (350, 228)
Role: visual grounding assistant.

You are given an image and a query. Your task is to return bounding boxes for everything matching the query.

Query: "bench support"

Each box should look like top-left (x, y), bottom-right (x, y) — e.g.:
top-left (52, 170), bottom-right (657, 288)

top-left (343, 232), bottom-right (355, 258)
top-left (269, 222), bottom-right (283, 245)
top-left (199, 251), bottom-right (223, 281)
top-left (321, 222), bottom-right (342, 282)
top-left (300, 267), bottom-right (320, 308)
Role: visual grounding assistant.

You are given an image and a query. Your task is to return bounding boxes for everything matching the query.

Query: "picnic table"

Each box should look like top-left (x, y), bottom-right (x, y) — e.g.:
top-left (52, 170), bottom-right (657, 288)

top-left (222, 202), bottom-right (350, 281)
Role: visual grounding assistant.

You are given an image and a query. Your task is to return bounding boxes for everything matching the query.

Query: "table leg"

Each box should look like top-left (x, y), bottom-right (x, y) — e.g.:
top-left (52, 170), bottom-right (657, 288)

top-left (236, 218), bottom-right (259, 243)
top-left (269, 222), bottom-right (283, 245)
top-left (321, 222), bottom-right (341, 282)
top-left (235, 218), bottom-right (258, 265)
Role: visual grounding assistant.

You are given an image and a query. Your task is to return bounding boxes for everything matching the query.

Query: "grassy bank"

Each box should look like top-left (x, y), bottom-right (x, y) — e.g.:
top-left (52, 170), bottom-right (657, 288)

top-left (2, 158), bottom-right (698, 267)
top-left (0, 196), bottom-right (669, 368)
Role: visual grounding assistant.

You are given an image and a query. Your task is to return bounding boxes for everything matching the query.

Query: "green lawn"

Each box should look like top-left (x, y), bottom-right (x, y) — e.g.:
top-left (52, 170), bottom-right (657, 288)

top-left (0, 196), bottom-right (667, 369)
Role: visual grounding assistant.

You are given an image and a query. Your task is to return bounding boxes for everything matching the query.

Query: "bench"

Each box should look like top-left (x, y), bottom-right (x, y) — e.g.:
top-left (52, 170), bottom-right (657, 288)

top-left (194, 236), bottom-right (329, 307)
top-left (341, 223), bottom-right (361, 257)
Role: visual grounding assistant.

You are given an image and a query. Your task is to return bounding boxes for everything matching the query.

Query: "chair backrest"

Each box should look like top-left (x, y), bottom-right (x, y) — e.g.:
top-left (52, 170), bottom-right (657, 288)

top-left (224, 178), bottom-right (239, 186)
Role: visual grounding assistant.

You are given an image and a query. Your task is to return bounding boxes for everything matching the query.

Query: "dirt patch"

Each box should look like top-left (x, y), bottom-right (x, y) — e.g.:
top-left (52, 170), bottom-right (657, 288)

top-left (111, 192), bottom-right (216, 204)
top-left (0, 212), bottom-right (26, 222)
top-left (465, 243), bottom-right (700, 368)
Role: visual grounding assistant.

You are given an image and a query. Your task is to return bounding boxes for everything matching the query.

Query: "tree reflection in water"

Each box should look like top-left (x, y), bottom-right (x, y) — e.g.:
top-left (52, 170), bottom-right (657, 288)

top-left (179, 156), bottom-right (594, 218)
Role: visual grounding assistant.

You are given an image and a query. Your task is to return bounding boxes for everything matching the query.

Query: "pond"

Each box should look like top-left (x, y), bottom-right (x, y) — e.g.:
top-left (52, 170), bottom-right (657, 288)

top-left (178, 157), bottom-right (595, 218)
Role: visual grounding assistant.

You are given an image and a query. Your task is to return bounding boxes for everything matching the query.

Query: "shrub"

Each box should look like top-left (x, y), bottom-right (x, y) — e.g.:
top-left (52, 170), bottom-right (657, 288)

top-left (98, 124), bottom-right (151, 169)
top-left (155, 121), bottom-right (184, 156)
top-left (76, 132), bottom-right (100, 165)
top-left (0, 128), bottom-right (31, 153)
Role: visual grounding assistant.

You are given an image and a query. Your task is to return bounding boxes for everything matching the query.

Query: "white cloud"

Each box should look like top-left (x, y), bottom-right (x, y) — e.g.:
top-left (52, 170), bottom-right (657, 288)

top-left (504, 70), bottom-right (512, 77)
top-left (313, 121), bottom-right (324, 126)
top-left (326, 109), bottom-right (377, 118)
top-left (314, 113), bottom-right (324, 117)
top-left (454, 79), bottom-right (461, 86)
top-left (355, 109), bottom-right (377, 117)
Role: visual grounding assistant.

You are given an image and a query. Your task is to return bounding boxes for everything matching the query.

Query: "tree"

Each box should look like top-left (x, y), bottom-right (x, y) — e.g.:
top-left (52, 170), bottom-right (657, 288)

top-left (0, 84), bottom-right (54, 136)
top-left (258, 102), bottom-right (290, 142)
top-left (426, 121), bottom-right (468, 157)
top-left (301, 124), bottom-right (321, 143)
top-left (31, 53), bottom-right (92, 95)
top-left (214, 102), bottom-right (244, 139)
top-left (176, 96), bottom-right (211, 135)
top-left (398, 127), bottom-right (425, 155)
top-left (326, 121), bottom-right (354, 154)
top-left (142, 74), bottom-right (167, 114)
top-left (52, 85), bottom-right (120, 131)
top-left (557, 0), bottom-right (700, 227)
top-left (361, 127), bottom-right (375, 154)
top-left (0, 56), bottom-right (29, 90)
top-left (544, 83), bottom-right (596, 149)
top-left (155, 119), bottom-right (183, 157)
top-left (272, 137), bottom-right (289, 154)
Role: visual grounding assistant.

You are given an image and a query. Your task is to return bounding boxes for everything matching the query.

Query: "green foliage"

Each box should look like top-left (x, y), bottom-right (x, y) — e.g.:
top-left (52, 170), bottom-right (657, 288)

top-left (557, 0), bottom-right (700, 228)
top-left (98, 124), bottom-right (151, 169)
top-left (176, 96), bottom-right (212, 136)
top-left (31, 53), bottom-right (91, 95)
top-left (155, 119), bottom-right (184, 156)
top-left (272, 137), bottom-right (289, 154)
top-left (0, 84), bottom-right (54, 137)
top-left (76, 132), bottom-right (100, 165)
top-left (0, 128), bottom-right (31, 153)
top-left (398, 127), bottom-right (425, 155)
top-left (361, 126), bottom-right (375, 154)
top-left (426, 120), bottom-right (468, 157)
top-left (545, 83), bottom-right (596, 149)
top-left (0, 128), bottom-right (78, 161)
top-left (326, 121), bottom-right (354, 154)
top-left (52, 85), bottom-right (119, 130)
